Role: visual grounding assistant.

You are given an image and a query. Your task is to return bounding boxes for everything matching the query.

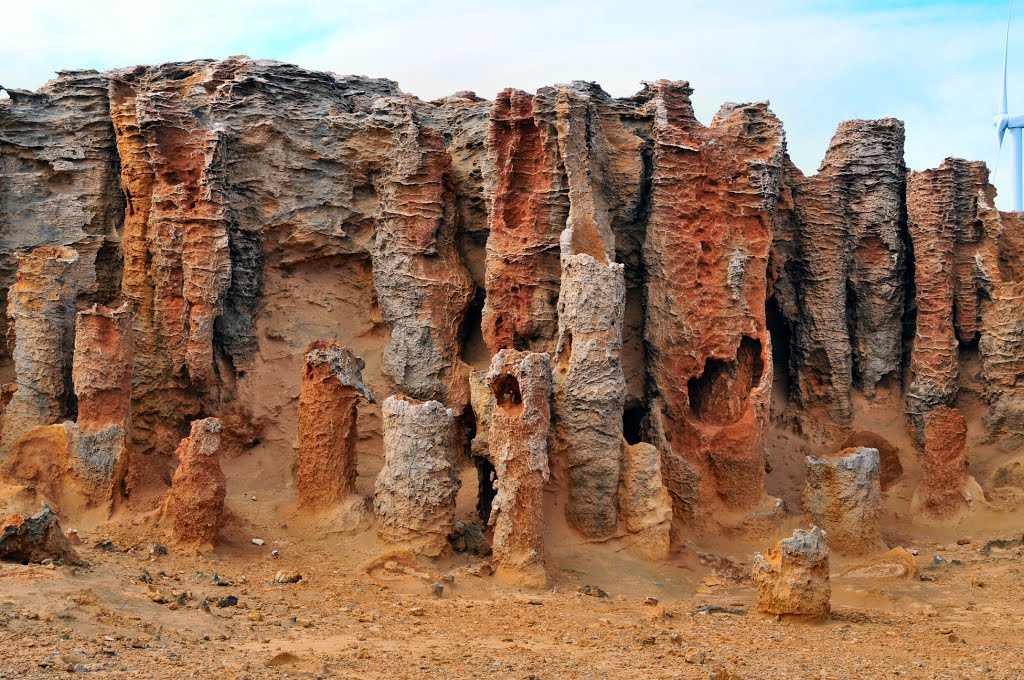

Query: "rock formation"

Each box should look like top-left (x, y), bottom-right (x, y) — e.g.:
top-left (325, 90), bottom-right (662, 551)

top-left (752, 526), bottom-right (830, 620)
top-left (803, 447), bottom-right (885, 555)
top-left (0, 246), bottom-right (79, 457)
top-left (374, 396), bottom-right (459, 556)
top-left (640, 80), bottom-right (780, 531)
top-left (0, 504), bottom-right (82, 565)
top-left (911, 406), bottom-right (982, 524)
top-left (164, 418), bottom-right (226, 546)
top-left (485, 350), bottom-right (552, 587)
top-left (295, 340), bottom-right (373, 509)
top-left (619, 442), bottom-right (672, 561)
top-left (839, 431), bottom-right (903, 491)
top-left (71, 303), bottom-right (132, 506)
top-left (838, 547), bottom-right (918, 580)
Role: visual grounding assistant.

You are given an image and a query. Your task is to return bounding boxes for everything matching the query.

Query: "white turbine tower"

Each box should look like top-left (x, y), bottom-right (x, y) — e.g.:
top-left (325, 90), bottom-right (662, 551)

top-left (995, 0), bottom-right (1024, 211)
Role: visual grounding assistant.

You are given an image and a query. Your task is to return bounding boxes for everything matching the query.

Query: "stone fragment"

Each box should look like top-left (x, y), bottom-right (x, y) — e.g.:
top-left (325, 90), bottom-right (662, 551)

top-left (0, 504), bottom-right (82, 565)
top-left (752, 526), bottom-right (830, 620)
top-left (371, 105), bottom-right (474, 408)
top-left (295, 340), bottom-right (373, 509)
top-left (555, 243), bottom-right (626, 538)
top-left (911, 406), bottom-right (982, 524)
top-left (839, 431), bottom-right (903, 491)
top-left (639, 81), bottom-right (781, 531)
top-left (619, 442), bottom-right (672, 561)
top-left (0, 246), bottom-right (79, 458)
top-left (803, 447), bottom-right (885, 555)
top-left (485, 350), bottom-right (552, 587)
top-left (374, 396), bottom-right (459, 556)
top-left (837, 547), bottom-right (918, 580)
top-left (163, 418), bottom-right (226, 546)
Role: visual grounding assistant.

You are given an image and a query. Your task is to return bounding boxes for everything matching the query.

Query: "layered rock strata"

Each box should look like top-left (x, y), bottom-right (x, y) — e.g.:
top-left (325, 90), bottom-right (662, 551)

top-left (164, 418), bottom-right (226, 546)
top-left (485, 350), bottom-right (552, 587)
top-left (295, 340), bottom-right (373, 509)
top-left (803, 447), bottom-right (884, 555)
top-left (374, 396), bottom-right (459, 556)
top-left (640, 80), bottom-right (780, 530)
top-left (752, 525), bottom-right (831, 620)
top-left (0, 246), bottom-right (79, 457)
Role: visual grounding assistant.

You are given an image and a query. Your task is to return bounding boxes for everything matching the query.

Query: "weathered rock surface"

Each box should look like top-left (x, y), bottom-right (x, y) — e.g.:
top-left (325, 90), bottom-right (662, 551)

top-left (164, 418), bottom-right (225, 546)
top-left (640, 80), bottom-right (780, 532)
top-left (619, 442), bottom-right (672, 561)
top-left (0, 246), bottom-right (79, 457)
top-left (0, 503), bottom-right (82, 565)
top-left (839, 431), bottom-right (903, 491)
top-left (838, 546), bottom-right (918, 580)
top-left (803, 447), bottom-right (884, 555)
top-left (775, 120), bottom-right (906, 429)
top-left (374, 396), bottom-right (459, 556)
top-left (752, 526), bottom-right (830, 619)
top-left (295, 340), bottom-right (373, 509)
top-left (485, 350), bottom-right (551, 587)
top-left (911, 406), bottom-right (982, 525)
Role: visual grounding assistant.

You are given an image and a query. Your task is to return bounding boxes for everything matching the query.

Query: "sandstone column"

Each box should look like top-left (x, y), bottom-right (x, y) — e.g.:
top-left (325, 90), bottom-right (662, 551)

top-left (803, 447), bottom-right (885, 555)
top-left (373, 396), bottom-right (459, 556)
top-left (295, 340), bottom-right (373, 509)
top-left (753, 526), bottom-right (830, 620)
top-left (486, 350), bottom-right (552, 587)
top-left (164, 418), bottom-right (225, 546)
top-left (619, 442), bottom-right (672, 561)
top-left (911, 406), bottom-right (982, 524)
top-left (0, 246), bottom-right (79, 458)
top-left (71, 303), bottom-right (133, 506)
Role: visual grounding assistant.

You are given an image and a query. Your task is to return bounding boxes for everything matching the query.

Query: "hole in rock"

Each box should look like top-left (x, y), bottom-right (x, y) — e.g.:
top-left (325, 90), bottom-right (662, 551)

top-left (459, 287), bottom-right (489, 369)
top-left (623, 404), bottom-right (644, 445)
top-left (493, 374), bottom-right (522, 409)
top-left (687, 336), bottom-right (763, 426)
top-left (765, 296), bottom-right (792, 411)
top-left (475, 456), bottom-right (497, 524)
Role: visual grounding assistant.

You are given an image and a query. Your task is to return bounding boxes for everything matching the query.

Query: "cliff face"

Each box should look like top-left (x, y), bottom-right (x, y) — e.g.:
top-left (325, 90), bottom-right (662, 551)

top-left (1, 57), bottom-right (1022, 548)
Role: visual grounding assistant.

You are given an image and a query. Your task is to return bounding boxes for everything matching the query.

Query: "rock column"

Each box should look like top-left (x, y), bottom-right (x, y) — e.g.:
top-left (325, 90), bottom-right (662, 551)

top-left (803, 447), bottom-right (884, 555)
top-left (164, 418), bottom-right (226, 546)
top-left (71, 303), bottom-right (133, 506)
top-left (911, 406), bottom-right (981, 524)
top-left (753, 526), bottom-right (831, 620)
top-left (295, 340), bottom-right (373, 509)
top-left (374, 396), bottom-right (459, 556)
top-left (486, 350), bottom-right (552, 587)
top-left (619, 442), bottom-right (672, 561)
top-left (0, 246), bottom-right (79, 458)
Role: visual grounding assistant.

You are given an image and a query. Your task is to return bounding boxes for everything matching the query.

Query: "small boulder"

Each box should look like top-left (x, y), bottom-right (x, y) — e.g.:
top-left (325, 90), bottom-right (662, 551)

top-left (0, 504), bottom-right (82, 565)
top-left (752, 526), bottom-right (830, 620)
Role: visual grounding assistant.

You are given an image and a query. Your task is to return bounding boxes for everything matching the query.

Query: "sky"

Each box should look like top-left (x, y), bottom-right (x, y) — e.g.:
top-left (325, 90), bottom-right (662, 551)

top-left (1, 0), bottom-right (1020, 207)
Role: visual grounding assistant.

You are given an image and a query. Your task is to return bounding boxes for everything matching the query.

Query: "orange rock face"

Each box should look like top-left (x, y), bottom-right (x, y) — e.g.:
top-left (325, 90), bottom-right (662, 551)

top-left (295, 341), bottom-right (373, 509)
top-left (164, 418), bottom-right (226, 546)
top-left (912, 406), bottom-right (980, 524)
top-left (481, 89), bottom-right (565, 354)
top-left (485, 350), bottom-right (552, 587)
top-left (639, 81), bottom-right (781, 531)
top-left (0, 246), bottom-right (79, 458)
top-left (73, 303), bottom-right (132, 430)
top-left (109, 73), bottom-right (231, 457)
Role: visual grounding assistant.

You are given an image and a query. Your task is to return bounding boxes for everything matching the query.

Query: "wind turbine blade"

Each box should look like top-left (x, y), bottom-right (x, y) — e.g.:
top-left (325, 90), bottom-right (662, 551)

top-left (1001, 0), bottom-right (1012, 114)
top-left (996, 132), bottom-right (1004, 174)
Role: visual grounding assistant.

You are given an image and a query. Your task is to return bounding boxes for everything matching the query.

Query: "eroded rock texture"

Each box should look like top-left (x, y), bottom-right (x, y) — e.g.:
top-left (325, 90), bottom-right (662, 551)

top-left (485, 350), bottom-right (552, 587)
top-left (164, 418), bottom-right (225, 546)
top-left (911, 406), bottom-right (981, 525)
top-left (0, 247), bottom-right (79, 457)
top-left (0, 504), bottom-right (82, 565)
top-left (803, 447), bottom-right (884, 555)
top-left (619, 442), bottom-right (672, 561)
top-left (839, 431), bottom-right (903, 492)
top-left (295, 341), bottom-right (373, 509)
top-left (775, 120), bottom-right (906, 429)
top-left (374, 396), bottom-right (459, 556)
top-left (639, 81), bottom-right (780, 531)
top-left (752, 526), bottom-right (830, 620)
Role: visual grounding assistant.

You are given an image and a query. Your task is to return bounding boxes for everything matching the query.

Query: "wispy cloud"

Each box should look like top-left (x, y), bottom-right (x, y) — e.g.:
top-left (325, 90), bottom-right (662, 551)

top-left (1, 0), bottom-right (1019, 205)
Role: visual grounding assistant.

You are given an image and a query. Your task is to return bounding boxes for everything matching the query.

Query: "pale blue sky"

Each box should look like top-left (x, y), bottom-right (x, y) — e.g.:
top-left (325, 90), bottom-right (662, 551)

top-left (2, 0), bottom-right (1019, 206)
